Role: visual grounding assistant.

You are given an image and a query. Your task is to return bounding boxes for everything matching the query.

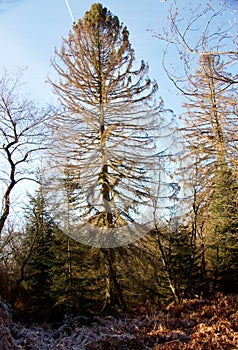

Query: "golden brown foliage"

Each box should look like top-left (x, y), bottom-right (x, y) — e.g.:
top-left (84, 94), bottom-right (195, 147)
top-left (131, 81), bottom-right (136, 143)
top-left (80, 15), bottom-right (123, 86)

top-left (1, 293), bottom-right (237, 349)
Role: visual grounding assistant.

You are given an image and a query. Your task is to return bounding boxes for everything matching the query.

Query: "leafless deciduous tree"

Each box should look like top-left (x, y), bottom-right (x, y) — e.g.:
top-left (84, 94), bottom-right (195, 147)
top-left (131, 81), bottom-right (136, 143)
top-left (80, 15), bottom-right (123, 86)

top-left (0, 69), bottom-right (52, 235)
top-left (152, 0), bottom-right (237, 89)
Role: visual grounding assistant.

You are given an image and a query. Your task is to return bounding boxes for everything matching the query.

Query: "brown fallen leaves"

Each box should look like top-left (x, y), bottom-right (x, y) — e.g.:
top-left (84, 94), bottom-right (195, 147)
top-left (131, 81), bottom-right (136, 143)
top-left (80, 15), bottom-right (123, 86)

top-left (79, 293), bottom-right (238, 349)
top-left (147, 293), bottom-right (238, 350)
top-left (0, 293), bottom-right (237, 349)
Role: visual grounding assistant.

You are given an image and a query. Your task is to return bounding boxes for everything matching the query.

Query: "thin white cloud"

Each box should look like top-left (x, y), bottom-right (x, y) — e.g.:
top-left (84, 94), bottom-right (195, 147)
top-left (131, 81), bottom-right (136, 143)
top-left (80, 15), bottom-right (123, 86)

top-left (0, 1), bottom-right (17, 7)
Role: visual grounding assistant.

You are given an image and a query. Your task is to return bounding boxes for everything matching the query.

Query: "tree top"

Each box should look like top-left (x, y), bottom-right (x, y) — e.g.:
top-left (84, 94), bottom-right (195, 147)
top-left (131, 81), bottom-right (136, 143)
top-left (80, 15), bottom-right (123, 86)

top-left (83, 3), bottom-right (120, 30)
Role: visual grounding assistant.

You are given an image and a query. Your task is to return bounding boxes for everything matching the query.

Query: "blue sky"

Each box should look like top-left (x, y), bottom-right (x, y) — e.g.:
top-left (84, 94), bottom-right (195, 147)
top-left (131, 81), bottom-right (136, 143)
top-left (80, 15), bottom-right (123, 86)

top-left (0, 0), bottom-right (236, 112)
top-left (0, 0), bottom-right (236, 223)
top-left (0, 0), bottom-right (183, 110)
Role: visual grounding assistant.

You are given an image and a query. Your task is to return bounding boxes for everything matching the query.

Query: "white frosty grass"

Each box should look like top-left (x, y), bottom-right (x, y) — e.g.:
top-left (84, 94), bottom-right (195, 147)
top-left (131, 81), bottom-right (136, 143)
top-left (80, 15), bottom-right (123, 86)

top-left (10, 318), bottom-right (145, 350)
top-left (1, 300), bottom-right (148, 350)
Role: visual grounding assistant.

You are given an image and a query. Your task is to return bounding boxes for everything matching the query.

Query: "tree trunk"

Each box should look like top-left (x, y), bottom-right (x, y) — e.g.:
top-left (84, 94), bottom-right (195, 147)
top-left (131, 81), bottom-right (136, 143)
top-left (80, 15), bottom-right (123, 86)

top-left (101, 248), bottom-right (126, 311)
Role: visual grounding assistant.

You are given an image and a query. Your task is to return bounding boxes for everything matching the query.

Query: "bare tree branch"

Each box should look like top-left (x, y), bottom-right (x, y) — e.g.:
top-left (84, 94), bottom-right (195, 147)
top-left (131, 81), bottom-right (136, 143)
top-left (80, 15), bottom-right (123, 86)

top-left (0, 69), bottom-right (53, 235)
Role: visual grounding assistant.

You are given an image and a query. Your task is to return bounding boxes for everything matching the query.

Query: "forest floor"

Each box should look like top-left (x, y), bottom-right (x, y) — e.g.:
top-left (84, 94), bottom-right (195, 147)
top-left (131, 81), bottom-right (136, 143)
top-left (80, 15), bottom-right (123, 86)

top-left (0, 293), bottom-right (238, 349)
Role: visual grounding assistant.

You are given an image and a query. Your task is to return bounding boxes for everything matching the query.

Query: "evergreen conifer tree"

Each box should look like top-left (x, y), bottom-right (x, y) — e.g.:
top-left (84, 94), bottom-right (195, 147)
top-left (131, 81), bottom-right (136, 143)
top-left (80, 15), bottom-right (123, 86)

top-left (208, 164), bottom-right (238, 293)
top-left (22, 185), bottom-right (59, 319)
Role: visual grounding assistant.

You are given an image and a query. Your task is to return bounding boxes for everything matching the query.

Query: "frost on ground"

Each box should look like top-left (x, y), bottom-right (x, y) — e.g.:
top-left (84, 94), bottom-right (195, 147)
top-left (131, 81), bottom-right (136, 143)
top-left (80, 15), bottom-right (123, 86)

top-left (0, 293), bottom-right (238, 350)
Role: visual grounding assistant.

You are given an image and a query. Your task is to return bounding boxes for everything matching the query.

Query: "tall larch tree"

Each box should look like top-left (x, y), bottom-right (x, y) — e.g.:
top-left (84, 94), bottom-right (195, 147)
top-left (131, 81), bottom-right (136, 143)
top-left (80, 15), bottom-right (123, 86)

top-left (153, 1), bottom-right (237, 297)
top-left (182, 54), bottom-right (237, 179)
top-left (49, 3), bottom-right (175, 311)
top-left (49, 3), bottom-right (174, 249)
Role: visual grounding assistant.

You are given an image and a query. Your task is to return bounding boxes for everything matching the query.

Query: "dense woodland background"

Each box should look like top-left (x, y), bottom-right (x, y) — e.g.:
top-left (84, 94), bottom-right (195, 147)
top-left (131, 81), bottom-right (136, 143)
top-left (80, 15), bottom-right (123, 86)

top-left (0, 1), bottom-right (237, 327)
